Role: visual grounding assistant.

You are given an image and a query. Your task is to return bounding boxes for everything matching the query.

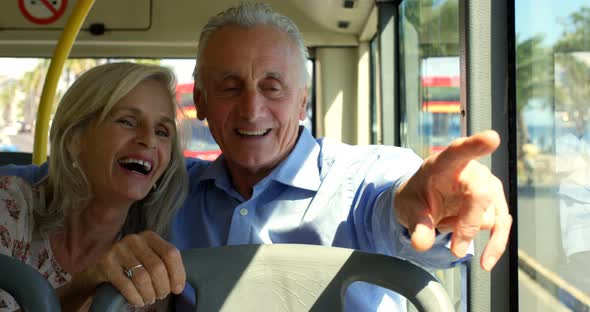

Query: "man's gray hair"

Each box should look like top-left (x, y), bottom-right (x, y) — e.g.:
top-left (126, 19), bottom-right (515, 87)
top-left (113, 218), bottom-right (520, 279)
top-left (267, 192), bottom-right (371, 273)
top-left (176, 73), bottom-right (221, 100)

top-left (193, 2), bottom-right (309, 88)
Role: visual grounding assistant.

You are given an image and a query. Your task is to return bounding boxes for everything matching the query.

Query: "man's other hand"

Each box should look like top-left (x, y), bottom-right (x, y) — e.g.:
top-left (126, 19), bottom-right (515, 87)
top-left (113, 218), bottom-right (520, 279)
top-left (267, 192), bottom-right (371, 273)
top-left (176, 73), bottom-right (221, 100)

top-left (394, 130), bottom-right (512, 271)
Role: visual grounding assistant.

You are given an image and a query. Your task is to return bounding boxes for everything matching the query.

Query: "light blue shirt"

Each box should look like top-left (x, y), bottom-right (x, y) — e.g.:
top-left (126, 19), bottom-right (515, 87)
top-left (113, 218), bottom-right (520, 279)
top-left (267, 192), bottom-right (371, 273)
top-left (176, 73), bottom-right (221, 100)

top-left (171, 127), bottom-right (467, 311)
top-left (556, 132), bottom-right (590, 258)
top-left (0, 127), bottom-right (468, 311)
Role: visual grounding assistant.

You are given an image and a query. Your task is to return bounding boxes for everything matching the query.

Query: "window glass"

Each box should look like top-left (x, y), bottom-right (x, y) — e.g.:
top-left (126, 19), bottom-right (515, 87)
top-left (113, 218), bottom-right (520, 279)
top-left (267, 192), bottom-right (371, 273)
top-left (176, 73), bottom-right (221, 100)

top-left (0, 58), bottom-right (315, 161)
top-left (399, 0), bottom-right (461, 158)
top-left (516, 2), bottom-right (590, 311)
top-left (370, 35), bottom-right (382, 144)
top-left (398, 0), bottom-right (462, 310)
top-left (0, 58), bottom-right (222, 158)
top-left (302, 59), bottom-right (315, 135)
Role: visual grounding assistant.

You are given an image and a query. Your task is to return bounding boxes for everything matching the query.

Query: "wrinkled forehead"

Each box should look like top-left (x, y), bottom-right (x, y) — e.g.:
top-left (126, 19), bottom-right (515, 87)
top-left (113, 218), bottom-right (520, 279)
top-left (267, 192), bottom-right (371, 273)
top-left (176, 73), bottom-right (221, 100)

top-left (200, 25), bottom-right (302, 80)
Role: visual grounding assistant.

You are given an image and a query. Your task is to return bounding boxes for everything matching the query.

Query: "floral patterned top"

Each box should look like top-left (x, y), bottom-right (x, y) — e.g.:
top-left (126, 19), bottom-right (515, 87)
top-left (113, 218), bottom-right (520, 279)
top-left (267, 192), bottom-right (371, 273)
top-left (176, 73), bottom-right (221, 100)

top-left (0, 176), bottom-right (70, 311)
top-left (0, 176), bottom-right (164, 311)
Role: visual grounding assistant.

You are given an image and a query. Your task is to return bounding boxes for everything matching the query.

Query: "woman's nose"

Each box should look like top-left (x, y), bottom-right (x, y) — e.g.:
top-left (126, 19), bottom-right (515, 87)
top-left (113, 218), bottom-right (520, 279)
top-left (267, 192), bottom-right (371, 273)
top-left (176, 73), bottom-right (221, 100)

top-left (136, 128), bottom-right (157, 149)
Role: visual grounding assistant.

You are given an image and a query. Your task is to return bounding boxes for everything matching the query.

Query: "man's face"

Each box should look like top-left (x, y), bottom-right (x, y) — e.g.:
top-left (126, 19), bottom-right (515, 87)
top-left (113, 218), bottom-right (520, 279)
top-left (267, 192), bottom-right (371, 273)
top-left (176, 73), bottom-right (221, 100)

top-left (195, 25), bottom-right (307, 174)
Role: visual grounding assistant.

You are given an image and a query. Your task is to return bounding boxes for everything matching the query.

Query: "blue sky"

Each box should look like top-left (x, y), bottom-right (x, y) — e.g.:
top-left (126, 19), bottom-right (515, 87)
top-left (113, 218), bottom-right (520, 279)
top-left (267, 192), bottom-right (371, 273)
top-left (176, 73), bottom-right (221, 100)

top-left (515, 0), bottom-right (587, 46)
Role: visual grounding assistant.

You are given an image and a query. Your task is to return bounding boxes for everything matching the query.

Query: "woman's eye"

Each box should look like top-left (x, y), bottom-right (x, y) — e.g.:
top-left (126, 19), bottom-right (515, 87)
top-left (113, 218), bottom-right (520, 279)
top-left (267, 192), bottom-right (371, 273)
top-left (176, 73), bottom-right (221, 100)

top-left (156, 128), bottom-right (170, 137)
top-left (117, 118), bottom-right (135, 127)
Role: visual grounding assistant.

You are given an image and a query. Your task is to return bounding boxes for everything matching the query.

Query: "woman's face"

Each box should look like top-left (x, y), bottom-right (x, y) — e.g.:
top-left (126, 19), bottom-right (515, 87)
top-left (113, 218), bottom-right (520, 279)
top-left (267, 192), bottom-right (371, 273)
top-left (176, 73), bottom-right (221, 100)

top-left (76, 79), bottom-right (176, 204)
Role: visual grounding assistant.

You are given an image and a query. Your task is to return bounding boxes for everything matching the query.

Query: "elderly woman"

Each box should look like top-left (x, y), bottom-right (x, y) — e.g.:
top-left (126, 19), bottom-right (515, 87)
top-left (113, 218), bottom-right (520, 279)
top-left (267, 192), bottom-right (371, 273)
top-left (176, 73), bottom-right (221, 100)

top-left (0, 62), bottom-right (188, 310)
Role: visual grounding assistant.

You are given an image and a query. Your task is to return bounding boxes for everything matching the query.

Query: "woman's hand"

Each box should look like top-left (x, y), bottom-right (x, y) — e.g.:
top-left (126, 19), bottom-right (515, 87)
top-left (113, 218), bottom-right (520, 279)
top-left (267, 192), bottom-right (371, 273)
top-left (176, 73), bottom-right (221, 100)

top-left (62, 231), bottom-right (186, 309)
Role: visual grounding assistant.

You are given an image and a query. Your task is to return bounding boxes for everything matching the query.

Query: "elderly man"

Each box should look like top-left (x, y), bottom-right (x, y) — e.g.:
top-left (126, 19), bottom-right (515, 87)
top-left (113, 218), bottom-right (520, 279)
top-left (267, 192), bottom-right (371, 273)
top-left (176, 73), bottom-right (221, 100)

top-left (0, 3), bottom-right (511, 311)
top-left (169, 2), bottom-right (511, 310)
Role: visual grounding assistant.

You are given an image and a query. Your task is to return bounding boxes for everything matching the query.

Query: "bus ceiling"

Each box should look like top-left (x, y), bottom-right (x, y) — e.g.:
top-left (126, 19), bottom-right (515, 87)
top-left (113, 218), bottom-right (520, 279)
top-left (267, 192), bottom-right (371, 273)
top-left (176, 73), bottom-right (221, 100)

top-left (0, 0), bottom-right (376, 59)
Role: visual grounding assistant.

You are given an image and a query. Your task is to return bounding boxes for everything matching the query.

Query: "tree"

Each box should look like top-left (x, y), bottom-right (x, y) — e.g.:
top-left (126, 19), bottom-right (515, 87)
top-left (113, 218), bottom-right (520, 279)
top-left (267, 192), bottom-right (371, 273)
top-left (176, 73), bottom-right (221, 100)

top-left (554, 7), bottom-right (590, 52)
top-left (554, 54), bottom-right (590, 117)
top-left (515, 34), bottom-right (553, 163)
top-left (553, 6), bottom-right (590, 131)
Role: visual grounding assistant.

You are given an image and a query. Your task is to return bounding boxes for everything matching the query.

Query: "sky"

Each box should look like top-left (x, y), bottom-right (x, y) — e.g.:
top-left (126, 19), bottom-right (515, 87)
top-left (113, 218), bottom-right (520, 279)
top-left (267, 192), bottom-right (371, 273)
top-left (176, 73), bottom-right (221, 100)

top-left (515, 0), bottom-right (587, 46)
top-left (0, 58), bottom-right (40, 79)
top-left (0, 58), bottom-right (196, 84)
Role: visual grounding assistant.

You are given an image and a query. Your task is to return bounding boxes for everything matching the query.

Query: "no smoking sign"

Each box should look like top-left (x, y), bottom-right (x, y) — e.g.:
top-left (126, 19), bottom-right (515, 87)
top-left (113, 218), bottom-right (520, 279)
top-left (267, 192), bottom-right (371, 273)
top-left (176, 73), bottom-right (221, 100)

top-left (18, 0), bottom-right (68, 25)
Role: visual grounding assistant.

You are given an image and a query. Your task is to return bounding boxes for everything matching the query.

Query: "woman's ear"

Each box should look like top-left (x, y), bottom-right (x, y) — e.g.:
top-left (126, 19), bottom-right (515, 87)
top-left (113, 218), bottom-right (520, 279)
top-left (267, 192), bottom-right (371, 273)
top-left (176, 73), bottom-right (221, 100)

top-left (66, 132), bottom-right (82, 163)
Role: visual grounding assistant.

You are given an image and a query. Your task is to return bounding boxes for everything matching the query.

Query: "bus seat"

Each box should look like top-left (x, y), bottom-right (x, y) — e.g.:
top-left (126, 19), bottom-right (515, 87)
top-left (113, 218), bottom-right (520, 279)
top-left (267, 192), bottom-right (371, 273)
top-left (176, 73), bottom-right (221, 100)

top-left (0, 152), bottom-right (33, 166)
top-left (0, 254), bottom-right (60, 311)
top-left (89, 244), bottom-right (454, 312)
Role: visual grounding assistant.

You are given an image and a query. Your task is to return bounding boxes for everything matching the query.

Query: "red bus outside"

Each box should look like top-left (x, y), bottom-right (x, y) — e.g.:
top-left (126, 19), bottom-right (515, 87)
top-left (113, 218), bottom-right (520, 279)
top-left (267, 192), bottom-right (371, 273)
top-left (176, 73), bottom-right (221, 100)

top-left (421, 75), bottom-right (461, 154)
top-left (175, 83), bottom-right (221, 161)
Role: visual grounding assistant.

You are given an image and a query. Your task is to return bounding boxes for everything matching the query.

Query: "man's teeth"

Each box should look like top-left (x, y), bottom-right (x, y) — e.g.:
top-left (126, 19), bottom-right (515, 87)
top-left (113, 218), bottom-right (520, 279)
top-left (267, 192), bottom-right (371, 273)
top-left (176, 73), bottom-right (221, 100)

top-left (118, 158), bottom-right (152, 171)
top-left (237, 129), bottom-right (269, 136)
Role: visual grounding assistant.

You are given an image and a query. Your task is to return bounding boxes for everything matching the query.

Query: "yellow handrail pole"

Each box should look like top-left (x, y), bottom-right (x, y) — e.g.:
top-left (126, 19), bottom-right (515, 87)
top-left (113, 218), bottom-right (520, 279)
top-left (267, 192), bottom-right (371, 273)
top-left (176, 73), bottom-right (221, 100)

top-left (32, 0), bottom-right (95, 165)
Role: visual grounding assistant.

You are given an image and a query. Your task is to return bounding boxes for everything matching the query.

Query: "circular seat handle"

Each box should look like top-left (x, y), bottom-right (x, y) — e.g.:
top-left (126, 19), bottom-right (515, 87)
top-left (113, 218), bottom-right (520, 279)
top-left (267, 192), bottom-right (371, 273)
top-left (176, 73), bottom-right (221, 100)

top-left (0, 254), bottom-right (60, 312)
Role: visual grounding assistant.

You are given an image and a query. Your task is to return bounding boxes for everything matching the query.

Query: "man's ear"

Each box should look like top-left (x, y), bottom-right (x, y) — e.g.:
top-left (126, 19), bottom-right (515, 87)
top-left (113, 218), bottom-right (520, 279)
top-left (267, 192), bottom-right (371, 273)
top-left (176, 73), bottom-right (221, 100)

top-left (194, 86), bottom-right (206, 121)
top-left (298, 87), bottom-right (309, 121)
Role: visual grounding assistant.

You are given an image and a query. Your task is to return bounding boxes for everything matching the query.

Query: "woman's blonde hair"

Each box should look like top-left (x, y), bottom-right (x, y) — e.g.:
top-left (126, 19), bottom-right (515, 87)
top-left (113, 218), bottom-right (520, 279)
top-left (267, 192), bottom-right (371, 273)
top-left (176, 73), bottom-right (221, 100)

top-left (38, 62), bottom-right (188, 238)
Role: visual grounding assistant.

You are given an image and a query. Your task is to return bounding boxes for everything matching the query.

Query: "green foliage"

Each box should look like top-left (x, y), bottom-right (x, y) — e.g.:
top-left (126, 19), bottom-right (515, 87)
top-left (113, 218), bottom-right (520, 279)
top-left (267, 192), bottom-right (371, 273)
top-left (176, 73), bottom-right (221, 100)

top-left (553, 6), bottom-right (590, 118)
top-left (400, 0), bottom-right (460, 58)
top-left (554, 7), bottom-right (590, 52)
top-left (554, 54), bottom-right (590, 115)
top-left (515, 35), bottom-right (554, 112)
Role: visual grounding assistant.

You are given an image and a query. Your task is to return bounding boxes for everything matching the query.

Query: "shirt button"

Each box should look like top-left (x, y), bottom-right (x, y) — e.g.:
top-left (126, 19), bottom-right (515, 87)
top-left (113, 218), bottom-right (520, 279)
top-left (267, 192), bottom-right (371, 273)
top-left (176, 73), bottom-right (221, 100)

top-left (240, 208), bottom-right (248, 216)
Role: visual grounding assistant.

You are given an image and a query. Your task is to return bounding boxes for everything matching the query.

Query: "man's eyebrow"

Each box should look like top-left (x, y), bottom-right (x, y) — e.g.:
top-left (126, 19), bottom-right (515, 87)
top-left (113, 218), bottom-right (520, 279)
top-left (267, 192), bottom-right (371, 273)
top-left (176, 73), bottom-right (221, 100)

top-left (265, 72), bottom-right (282, 79)
top-left (219, 71), bottom-right (239, 80)
top-left (211, 71), bottom-right (283, 82)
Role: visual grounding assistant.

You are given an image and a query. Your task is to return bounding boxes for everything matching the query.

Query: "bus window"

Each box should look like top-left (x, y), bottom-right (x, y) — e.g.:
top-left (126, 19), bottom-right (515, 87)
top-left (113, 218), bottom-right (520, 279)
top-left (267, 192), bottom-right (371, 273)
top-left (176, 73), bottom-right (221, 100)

top-left (421, 65), bottom-right (460, 155)
top-left (398, 1), bottom-right (461, 159)
top-left (516, 1), bottom-right (590, 311)
top-left (397, 0), bottom-right (462, 310)
top-left (0, 58), bottom-right (223, 160)
top-left (370, 35), bottom-right (382, 145)
top-left (175, 82), bottom-right (221, 160)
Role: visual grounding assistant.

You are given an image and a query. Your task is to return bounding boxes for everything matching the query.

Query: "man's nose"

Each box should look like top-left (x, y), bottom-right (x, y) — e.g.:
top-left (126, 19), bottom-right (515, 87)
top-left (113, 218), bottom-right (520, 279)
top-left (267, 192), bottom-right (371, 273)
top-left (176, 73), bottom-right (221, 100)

top-left (239, 89), bottom-right (263, 121)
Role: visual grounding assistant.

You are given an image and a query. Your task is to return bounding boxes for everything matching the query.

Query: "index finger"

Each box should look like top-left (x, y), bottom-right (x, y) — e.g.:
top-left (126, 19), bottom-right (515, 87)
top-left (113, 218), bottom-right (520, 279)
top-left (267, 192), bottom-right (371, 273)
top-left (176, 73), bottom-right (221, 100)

top-left (435, 130), bottom-right (501, 172)
top-left (143, 231), bottom-right (186, 294)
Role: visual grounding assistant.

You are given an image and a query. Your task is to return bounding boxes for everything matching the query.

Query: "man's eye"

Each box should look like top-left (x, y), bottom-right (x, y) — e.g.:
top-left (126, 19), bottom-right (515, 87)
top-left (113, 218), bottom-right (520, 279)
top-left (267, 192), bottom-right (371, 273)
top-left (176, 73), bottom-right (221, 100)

top-left (263, 85), bottom-right (283, 97)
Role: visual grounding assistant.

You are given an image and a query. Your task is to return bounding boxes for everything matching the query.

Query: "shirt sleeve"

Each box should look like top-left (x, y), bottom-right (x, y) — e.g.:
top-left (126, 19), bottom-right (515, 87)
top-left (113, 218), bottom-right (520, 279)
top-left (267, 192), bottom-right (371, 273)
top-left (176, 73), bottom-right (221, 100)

top-left (0, 163), bottom-right (48, 185)
top-left (372, 182), bottom-right (472, 269)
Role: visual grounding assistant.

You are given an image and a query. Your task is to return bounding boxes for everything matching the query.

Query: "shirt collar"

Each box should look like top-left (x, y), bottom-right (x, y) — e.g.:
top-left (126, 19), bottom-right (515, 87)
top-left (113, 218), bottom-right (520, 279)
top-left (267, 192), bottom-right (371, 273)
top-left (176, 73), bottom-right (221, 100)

top-left (197, 126), bottom-right (321, 192)
top-left (270, 127), bottom-right (321, 191)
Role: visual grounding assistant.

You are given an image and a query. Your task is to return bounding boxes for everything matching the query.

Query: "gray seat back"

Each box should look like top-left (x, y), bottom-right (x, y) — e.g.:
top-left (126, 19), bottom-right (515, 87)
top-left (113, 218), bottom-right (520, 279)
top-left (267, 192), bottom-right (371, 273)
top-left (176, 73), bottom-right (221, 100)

top-left (0, 254), bottom-right (61, 311)
top-left (90, 244), bottom-right (454, 311)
